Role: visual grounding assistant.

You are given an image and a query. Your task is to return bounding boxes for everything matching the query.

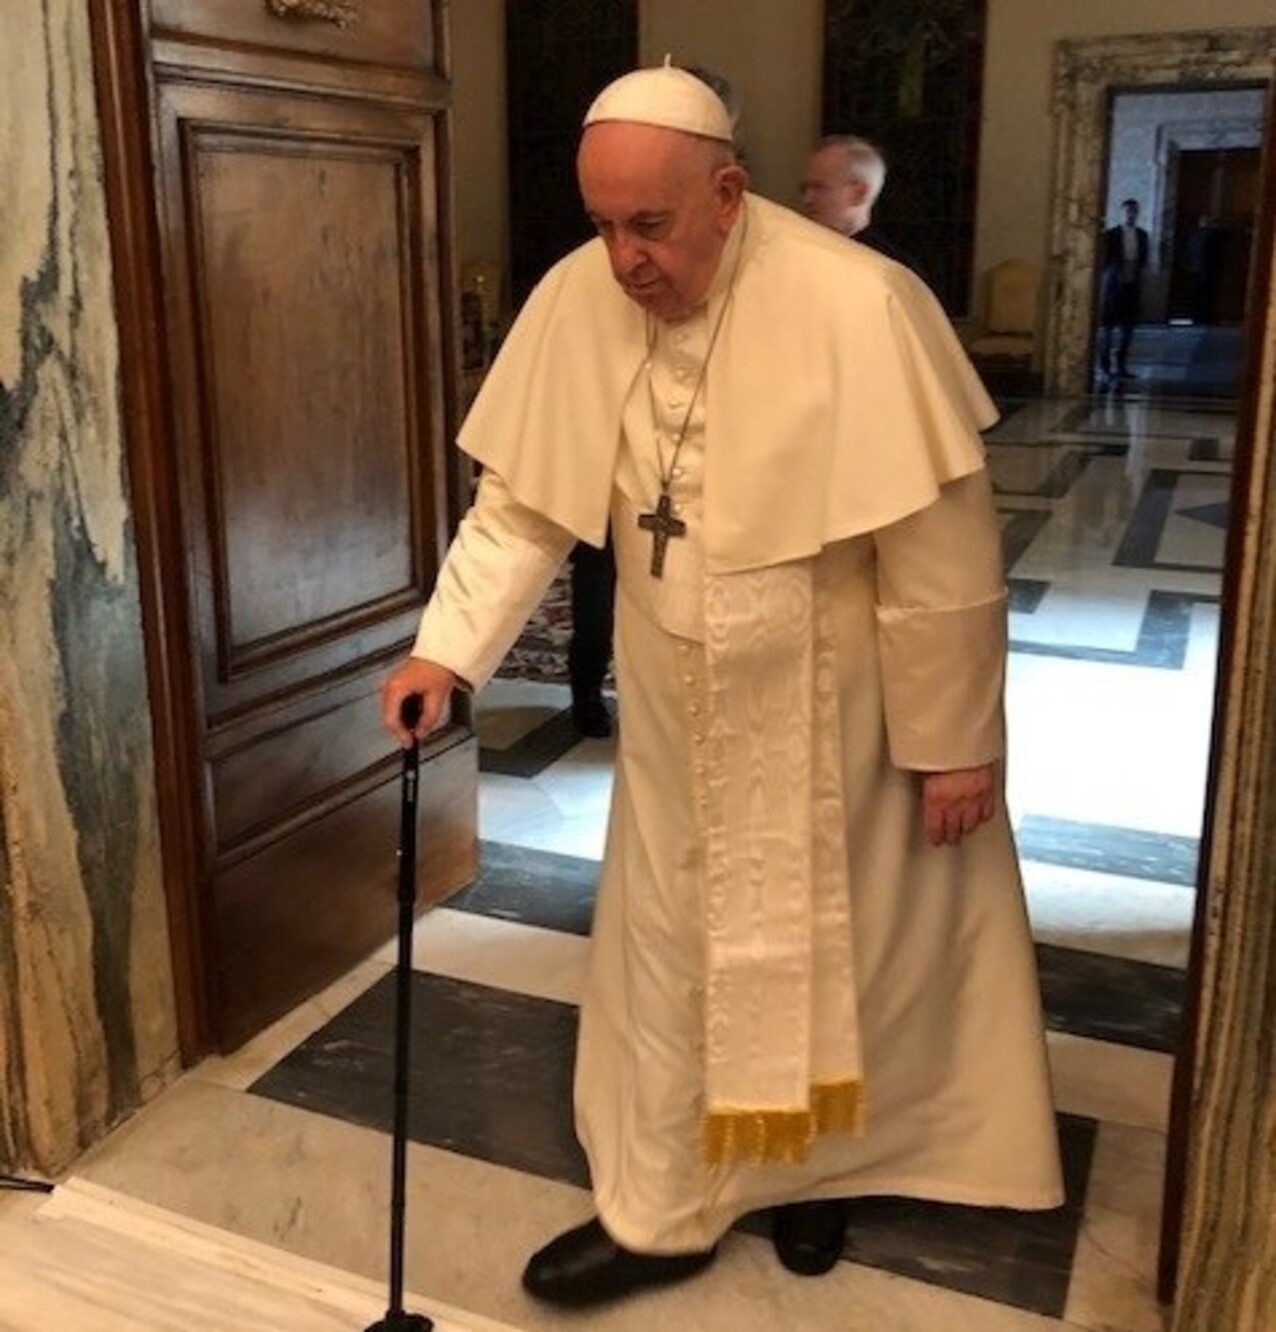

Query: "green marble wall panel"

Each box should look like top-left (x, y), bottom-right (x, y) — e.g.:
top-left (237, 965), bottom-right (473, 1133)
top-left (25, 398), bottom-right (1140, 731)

top-left (0, 0), bottom-right (178, 1174)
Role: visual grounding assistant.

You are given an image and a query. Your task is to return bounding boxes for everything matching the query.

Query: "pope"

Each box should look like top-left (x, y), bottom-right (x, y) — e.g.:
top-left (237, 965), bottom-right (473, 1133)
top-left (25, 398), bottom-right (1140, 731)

top-left (380, 62), bottom-right (1063, 1309)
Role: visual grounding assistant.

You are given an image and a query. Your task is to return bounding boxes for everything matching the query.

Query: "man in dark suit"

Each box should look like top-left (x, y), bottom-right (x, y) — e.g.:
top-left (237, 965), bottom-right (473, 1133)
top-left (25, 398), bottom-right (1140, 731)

top-left (1097, 198), bottom-right (1150, 385)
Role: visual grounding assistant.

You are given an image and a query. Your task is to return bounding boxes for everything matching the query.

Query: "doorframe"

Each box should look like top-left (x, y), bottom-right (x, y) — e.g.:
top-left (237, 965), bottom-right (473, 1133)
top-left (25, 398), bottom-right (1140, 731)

top-left (1045, 27), bottom-right (1276, 396)
top-left (87, 0), bottom-right (209, 1061)
top-left (1044, 25), bottom-right (1276, 1308)
top-left (1167, 88), bottom-right (1276, 1325)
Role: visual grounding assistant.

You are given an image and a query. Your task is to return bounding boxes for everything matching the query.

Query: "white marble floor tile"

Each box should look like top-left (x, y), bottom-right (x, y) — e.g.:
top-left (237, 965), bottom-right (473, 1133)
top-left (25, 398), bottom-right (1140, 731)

top-left (66, 1076), bottom-right (1096, 1332)
top-left (196, 954), bottom-right (392, 1094)
top-left (1064, 1123), bottom-right (1168, 1332)
top-left (1047, 1033), bottom-right (1173, 1133)
top-left (0, 1178), bottom-right (510, 1332)
top-left (376, 906), bottom-right (588, 1007)
top-left (1006, 655), bottom-right (1215, 838)
top-left (479, 770), bottom-right (611, 860)
top-left (1021, 863), bottom-right (1193, 968)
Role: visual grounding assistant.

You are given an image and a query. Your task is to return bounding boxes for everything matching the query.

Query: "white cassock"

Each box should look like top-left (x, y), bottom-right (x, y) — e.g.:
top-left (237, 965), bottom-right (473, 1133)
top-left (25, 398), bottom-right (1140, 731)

top-left (413, 197), bottom-right (1064, 1253)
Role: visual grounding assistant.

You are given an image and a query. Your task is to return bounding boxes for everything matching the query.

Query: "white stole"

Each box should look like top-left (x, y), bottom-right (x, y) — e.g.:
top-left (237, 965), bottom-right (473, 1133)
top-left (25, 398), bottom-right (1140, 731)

top-left (700, 558), bottom-right (865, 1164)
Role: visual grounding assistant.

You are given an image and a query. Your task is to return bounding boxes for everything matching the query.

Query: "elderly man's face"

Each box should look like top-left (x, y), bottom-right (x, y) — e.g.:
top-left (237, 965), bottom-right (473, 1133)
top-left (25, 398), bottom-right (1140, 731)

top-left (800, 147), bottom-right (865, 235)
top-left (578, 122), bottom-right (745, 320)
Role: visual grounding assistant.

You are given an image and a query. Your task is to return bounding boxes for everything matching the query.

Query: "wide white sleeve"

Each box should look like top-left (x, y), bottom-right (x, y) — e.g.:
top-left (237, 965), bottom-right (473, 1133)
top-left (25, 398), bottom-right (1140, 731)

top-left (412, 470), bottom-right (577, 691)
top-left (872, 466), bottom-right (1008, 771)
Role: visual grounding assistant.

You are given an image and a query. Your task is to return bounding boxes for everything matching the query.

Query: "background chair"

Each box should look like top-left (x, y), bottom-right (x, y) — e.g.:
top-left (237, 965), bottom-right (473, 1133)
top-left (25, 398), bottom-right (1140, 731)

top-left (962, 258), bottom-right (1043, 394)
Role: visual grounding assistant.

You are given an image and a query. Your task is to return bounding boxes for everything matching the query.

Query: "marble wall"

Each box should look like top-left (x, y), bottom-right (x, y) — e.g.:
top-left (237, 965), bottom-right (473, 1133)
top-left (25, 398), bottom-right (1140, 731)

top-left (0, 0), bottom-right (178, 1174)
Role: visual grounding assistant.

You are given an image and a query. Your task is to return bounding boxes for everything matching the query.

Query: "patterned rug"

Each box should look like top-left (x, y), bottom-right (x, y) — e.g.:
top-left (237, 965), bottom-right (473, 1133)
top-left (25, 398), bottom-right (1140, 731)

top-left (495, 566), bottom-right (575, 683)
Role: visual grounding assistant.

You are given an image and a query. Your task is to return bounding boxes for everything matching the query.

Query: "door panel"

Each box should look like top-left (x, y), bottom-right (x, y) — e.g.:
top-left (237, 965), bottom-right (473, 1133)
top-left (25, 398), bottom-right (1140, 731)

top-left (1168, 147), bottom-right (1261, 325)
top-left (213, 737), bottom-right (476, 1049)
top-left (158, 82), bottom-right (449, 713)
top-left (194, 142), bottom-right (418, 657)
top-left (149, 0), bottom-right (436, 71)
top-left (152, 68), bottom-right (474, 1048)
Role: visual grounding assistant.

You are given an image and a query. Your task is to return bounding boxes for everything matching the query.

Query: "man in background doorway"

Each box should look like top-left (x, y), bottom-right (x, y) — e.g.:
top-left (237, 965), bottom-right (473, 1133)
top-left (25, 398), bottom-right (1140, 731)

top-left (801, 135), bottom-right (927, 282)
top-left (1097, 198), bottom-right (1150, 386)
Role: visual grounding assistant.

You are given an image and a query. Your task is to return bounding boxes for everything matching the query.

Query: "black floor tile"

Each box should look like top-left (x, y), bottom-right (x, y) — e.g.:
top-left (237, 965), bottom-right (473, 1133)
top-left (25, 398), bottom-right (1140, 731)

top-left (252, 972), bottom-right (588, 1185)
top-left (1017, 813), bottom-right (1198, 886)
top-left (447, 841), bottom-right (597, 936)
top-left (444, 841), bottom-right (1187, 1050)
top-left (1036, 943), bottom-right (1185, 1052)
top-left (253, 970), bottom-right (1098, 1319)
top-left (479, 709), bottom-right (585, 778)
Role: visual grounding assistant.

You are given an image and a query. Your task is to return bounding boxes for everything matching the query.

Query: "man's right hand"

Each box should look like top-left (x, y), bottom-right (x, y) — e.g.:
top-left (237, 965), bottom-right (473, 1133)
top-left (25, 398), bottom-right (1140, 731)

top-left (380, 657), bottom-right (459, 747)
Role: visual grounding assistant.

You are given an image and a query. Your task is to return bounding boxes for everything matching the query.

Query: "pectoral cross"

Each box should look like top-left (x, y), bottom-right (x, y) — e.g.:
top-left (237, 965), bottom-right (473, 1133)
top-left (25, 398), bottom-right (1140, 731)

top-left (637, 491), bottom-right (686, 578)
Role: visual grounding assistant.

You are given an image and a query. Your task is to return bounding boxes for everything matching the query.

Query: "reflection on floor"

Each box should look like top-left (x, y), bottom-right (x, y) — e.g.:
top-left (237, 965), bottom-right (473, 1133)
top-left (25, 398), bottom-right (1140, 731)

top-left (1098, 323), bottom-right (1243, 399)
top-left (1, 394), bottom-right (1227, 1331)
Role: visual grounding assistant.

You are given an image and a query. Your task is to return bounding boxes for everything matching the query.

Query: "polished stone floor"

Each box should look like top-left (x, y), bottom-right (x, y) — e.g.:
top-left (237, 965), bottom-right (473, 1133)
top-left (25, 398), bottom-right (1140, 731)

top-left (0, 392), bottom-right (1228, 1331)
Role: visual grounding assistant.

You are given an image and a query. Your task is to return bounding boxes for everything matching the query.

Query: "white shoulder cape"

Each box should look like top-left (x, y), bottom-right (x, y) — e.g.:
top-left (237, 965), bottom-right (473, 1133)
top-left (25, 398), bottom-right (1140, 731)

top-left (459, 194), bottom-right (997, 574)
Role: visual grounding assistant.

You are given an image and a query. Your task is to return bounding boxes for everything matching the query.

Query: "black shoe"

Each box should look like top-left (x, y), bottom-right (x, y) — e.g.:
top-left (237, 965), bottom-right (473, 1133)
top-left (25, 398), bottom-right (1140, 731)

top-left (771, 1200), bottom-right (849, 1276)
top-left (571, 692), bottom-right (612, 738)
top-left (522, 1217), bottom-right (716, 1307)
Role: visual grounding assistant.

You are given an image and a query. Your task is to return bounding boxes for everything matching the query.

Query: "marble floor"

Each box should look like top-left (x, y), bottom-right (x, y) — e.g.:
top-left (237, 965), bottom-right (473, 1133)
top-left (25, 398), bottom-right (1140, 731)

top-left (0, 393), bottom-right (1228, 1331)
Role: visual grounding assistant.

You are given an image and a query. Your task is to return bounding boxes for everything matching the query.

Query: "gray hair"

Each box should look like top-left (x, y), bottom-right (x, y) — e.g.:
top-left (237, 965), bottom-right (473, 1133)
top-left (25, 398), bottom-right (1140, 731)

top-left (817, 134), bottom-right (886, 206)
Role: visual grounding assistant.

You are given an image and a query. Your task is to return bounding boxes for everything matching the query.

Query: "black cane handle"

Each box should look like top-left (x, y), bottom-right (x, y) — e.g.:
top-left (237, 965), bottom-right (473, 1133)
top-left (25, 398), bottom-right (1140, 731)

top-left (400, 694), bottom-right (424, 733)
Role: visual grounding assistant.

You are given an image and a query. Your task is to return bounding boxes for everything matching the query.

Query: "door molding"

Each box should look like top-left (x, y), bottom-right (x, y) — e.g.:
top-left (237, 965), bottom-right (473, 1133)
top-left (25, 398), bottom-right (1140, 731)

top-left (88, 0), bottom-right (209, 1060)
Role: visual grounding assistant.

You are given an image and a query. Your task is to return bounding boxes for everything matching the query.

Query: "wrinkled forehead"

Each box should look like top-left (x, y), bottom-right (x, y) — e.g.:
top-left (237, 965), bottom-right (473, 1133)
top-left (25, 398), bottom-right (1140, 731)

top-left (578, 121), bottom-right (713, 207)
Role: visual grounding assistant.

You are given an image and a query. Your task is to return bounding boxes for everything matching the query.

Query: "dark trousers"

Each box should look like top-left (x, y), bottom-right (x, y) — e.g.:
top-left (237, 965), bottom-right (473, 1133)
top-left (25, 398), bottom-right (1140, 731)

top-left (1098, 280), bottom-right (1140, 373)
top-left (568, 537), bottom-right (615, 702)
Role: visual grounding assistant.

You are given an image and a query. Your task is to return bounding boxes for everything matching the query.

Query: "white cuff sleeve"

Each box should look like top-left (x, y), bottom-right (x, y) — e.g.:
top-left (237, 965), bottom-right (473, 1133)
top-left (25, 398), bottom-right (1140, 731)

top-left (873, 468), bottom-right (1009, 770)
top-left (412, 471), bottom-right (576, 692)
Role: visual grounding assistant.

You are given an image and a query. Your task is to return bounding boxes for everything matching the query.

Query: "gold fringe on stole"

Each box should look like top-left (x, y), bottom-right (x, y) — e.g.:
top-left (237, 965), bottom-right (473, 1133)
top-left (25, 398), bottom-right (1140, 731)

top-left (701, 1080), bottom-right (866, 1166)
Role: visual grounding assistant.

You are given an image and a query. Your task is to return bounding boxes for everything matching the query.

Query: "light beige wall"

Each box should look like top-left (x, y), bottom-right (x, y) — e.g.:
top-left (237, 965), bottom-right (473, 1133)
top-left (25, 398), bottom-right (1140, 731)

top-left (447, 0), bottom-right (827, 314)
top-left (447, 1), bottom-right (1271, 321)
top-left (639, 0), bottom-right (824, 208)
top-left (978, 0), bottom-right (1275, 281)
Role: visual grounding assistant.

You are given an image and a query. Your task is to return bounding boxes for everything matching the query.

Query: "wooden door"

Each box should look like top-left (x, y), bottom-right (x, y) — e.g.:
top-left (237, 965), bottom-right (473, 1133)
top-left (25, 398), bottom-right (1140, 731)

top-left (93, 5), bottom-right (477, 1053)
top-left (1167, 147), bottom-right (1262, 325)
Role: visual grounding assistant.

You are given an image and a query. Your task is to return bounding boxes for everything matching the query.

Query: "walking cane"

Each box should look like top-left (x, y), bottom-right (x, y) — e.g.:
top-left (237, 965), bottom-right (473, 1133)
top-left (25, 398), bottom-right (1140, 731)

top-left (367, 694), bottom-right (433, 1331)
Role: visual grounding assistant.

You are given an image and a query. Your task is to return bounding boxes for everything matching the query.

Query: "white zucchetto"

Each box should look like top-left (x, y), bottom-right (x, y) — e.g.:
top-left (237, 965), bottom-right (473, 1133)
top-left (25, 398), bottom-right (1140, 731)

top-left (582, 58), bottom-right (733, 143)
